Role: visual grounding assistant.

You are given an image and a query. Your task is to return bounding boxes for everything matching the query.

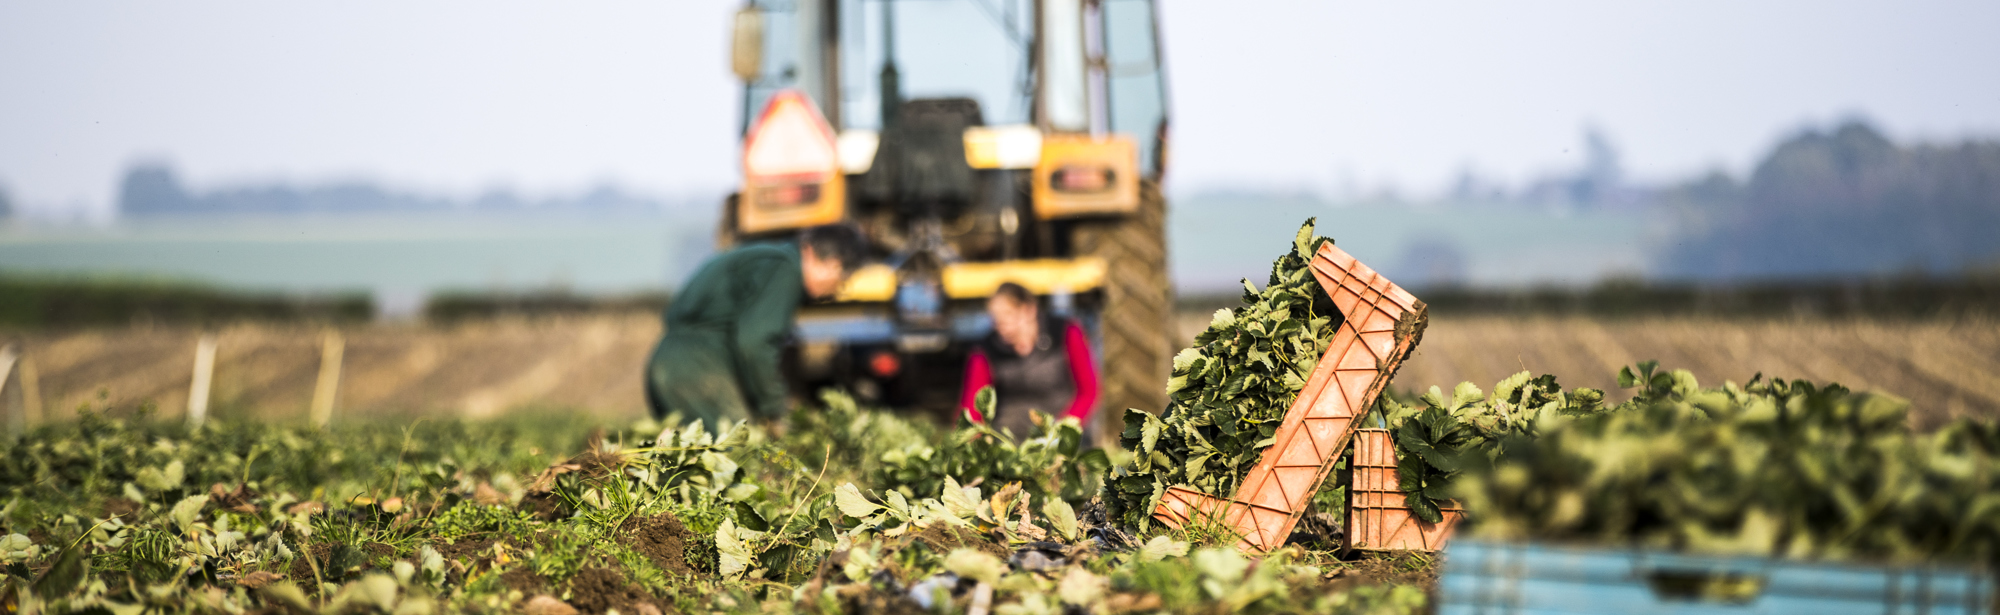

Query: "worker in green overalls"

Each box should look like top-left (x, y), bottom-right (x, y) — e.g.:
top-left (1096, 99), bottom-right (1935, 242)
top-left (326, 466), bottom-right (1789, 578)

top-left (645, 224), bottom-right (867, 434)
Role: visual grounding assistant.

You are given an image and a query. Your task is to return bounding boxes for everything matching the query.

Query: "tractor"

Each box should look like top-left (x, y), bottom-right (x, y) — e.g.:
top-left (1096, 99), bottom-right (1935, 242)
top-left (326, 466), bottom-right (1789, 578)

top-left (721, 0), bottom-right (1173, 439)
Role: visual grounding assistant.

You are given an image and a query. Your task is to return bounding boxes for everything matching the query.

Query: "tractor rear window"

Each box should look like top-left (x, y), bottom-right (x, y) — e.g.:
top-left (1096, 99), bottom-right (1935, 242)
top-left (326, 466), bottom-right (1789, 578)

top-left (838, 0), bottom-right (1033, 130)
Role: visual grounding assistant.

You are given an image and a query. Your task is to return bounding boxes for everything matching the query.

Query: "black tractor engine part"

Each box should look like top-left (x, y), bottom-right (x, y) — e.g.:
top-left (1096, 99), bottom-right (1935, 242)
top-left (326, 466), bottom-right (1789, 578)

top-left (854, 97), bottom-right (984, 216)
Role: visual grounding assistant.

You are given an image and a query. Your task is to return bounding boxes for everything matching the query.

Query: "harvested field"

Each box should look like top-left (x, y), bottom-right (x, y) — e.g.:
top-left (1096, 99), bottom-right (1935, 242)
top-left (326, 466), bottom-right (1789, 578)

top-left (3, 312), bottom-right (1994, 429)
top-left (4, 313), bottom-right (660, 422)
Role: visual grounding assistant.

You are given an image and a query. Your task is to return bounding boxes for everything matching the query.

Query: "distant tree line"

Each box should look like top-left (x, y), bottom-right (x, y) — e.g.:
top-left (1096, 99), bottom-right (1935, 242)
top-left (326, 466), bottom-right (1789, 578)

top-left (117, 164), bottom-right (677, 217)
top-left (421, 289), bottom-right (670, 324)
top-left (0, 274), bottom-right (371, 328)
top-left (1660, 121), bottom-right (2000, 280)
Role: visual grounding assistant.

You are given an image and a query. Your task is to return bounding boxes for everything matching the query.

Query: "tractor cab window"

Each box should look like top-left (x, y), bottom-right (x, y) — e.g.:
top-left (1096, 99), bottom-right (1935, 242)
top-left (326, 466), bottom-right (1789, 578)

top-left (1102, 0), bottom-right (1168, 177)
top-left (839, 0), bottom-right (1034, 130)
top-left (740, 0), bottom-right (815, 135)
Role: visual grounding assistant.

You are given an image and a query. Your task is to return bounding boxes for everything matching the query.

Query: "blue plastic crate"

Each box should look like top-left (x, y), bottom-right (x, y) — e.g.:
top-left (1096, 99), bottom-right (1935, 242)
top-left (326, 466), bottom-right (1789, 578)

top-left (1439, 539), bottom-right (1995, 615)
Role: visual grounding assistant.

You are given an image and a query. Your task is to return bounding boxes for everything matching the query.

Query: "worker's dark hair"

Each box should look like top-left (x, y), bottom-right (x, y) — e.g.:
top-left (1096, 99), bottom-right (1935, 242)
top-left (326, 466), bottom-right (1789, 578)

top-left (993, 281), bottom-right (1036, 307)
top-left (798, 224), bottom-right (868, 273)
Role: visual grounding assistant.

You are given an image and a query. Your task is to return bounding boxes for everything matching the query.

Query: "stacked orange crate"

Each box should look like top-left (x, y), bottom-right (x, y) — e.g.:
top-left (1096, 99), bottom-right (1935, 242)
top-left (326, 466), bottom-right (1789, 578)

top-left (1347, 428), bottom-right (1463, 551)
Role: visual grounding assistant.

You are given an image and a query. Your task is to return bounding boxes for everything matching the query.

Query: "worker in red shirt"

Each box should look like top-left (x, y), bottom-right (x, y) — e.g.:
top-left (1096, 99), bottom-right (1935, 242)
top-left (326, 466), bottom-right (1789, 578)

top-left (958, 282), bottom-right (1099, 437)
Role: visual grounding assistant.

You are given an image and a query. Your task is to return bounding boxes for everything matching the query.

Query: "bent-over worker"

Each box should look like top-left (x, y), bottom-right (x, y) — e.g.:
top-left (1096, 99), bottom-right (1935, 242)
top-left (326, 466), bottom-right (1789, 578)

top-left (646, 224), bottom-right (867, 434)
top-left (957, 282), bottom-right (1100, 436)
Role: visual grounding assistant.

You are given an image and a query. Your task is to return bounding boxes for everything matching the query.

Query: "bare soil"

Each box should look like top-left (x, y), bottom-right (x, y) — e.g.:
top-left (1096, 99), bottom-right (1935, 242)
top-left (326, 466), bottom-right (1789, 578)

top-left (101, 497), bottom-right (140, 520)
top-left (286, 543), bottom-right (331, 591)
top-left (564, 566), bottom-right (667, 615)
top-left (499, 568), bottom-right (548, 594)
top-left (517, 492), bottom-right (565, 522)
top-left (618, 513), bottom-right (697, 578)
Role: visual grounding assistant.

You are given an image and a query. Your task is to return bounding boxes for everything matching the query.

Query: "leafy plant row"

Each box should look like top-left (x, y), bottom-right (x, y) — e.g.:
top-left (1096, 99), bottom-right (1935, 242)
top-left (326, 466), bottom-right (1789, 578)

top-left (0, 387), bottom-right (1426, 614)
top-left (1453, 361), bottom-right (2000, 567)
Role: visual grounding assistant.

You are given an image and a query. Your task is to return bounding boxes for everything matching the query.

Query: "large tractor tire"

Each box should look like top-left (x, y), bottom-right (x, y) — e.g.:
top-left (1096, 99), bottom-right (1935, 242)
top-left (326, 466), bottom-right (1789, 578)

top-left (1072, 179), bottom-right (1175, 444)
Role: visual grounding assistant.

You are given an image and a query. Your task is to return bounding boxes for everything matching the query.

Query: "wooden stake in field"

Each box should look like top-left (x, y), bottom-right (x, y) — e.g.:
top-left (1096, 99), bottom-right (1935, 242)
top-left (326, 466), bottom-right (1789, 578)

top-left (310, 330), bottom-right (344, 428)
top-left (186, 334), bottom-right (217, 427)
top-left (19, 356), bottom-right (40, 428)
top-left (0, 344), bottom-right (17, 437)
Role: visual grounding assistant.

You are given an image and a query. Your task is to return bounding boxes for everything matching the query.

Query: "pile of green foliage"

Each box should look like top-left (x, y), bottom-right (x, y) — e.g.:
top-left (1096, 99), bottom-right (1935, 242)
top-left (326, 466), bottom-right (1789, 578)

top-left (1454, 361), bottom-right (2000, 566)
top-left (1104, 220), bottom-right (1340, 528)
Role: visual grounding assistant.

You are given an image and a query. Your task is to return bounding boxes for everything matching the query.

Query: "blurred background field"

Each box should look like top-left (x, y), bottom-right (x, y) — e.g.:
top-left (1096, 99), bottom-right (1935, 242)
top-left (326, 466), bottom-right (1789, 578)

top-left (8, 301), bottom-right (1996, 434)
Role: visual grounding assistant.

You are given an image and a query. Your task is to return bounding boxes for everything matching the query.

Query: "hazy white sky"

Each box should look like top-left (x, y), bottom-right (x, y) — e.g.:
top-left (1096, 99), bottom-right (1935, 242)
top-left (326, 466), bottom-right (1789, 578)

top-left (3, 1), bottom-right (1998, 213)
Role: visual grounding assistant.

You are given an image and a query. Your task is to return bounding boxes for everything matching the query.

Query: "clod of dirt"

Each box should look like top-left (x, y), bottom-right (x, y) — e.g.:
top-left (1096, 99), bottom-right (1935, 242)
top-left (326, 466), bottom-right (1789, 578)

top-left (287, 544), bottom-right (332, 593)
top-left (517, 491), bottom-right (565, 522)
top-left (209, 483), bottom-right (261, 514)
top-left (499, 568), bottom-right (550, 597)
top-left (101, 497), bottom-right (140, 520)
top-left (570, 450), bottom-right (627, 480)
top-left (430, 536), bottom-right (497, 568)
top-left (564, 567), bottom-right (664, 615)
top-left (618, 513), bottom-right (697, 577)
top-left (523, 595), bottom-right (578, 615)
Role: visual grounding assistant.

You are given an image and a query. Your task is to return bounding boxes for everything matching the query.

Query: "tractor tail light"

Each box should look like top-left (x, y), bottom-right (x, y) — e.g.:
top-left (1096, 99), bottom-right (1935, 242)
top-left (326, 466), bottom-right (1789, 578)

top-left (739, 90), bottom-right (846, 233)
top-left (754, 182), bottom-right (822, 207)
top-left (1052, 165), bottom-right (1115, 193)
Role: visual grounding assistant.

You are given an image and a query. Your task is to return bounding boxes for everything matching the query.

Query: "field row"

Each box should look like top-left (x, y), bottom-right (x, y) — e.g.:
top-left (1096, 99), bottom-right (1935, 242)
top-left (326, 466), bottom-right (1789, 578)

top-left (3, 313), bottom-right (1993, 428)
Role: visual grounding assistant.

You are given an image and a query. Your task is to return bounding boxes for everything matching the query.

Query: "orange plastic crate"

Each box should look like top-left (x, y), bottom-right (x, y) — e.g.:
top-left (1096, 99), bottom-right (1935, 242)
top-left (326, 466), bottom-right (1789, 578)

top-left (1150, 242), bottom-right (1428, 552)
top-left (1347, 428), bottom-right (1463, 551)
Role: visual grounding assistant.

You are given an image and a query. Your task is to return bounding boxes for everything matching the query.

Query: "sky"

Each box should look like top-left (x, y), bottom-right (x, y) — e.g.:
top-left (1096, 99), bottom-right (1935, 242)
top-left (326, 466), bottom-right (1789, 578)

top-left (3, 0), bottom-right (1999, 215)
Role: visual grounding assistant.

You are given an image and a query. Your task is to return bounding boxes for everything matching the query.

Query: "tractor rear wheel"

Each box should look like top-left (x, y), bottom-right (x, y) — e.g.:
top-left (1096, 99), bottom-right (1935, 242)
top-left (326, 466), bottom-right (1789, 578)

top-left (1071, 179), bottom-right (1175, 444)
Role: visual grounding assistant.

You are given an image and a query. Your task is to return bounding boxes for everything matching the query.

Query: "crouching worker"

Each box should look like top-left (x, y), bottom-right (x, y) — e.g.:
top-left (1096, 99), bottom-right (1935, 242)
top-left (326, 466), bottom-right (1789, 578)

top-left (957, 282), bottom-right (1100, 437)
top-left (645, 224), bottom-right (867, 435)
